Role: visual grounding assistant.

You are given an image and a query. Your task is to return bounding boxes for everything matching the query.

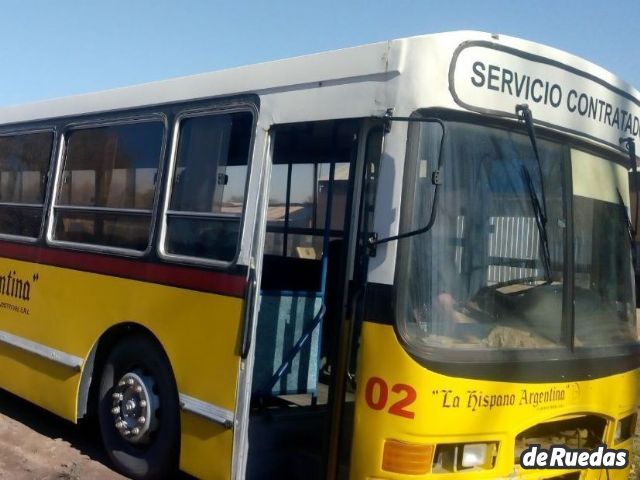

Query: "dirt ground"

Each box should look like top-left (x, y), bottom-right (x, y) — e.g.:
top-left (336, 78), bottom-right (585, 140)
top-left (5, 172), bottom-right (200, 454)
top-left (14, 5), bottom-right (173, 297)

top-left (0, 389), bottom-right (124, 479)
top-left (0, 388), bottom-right (198, 480)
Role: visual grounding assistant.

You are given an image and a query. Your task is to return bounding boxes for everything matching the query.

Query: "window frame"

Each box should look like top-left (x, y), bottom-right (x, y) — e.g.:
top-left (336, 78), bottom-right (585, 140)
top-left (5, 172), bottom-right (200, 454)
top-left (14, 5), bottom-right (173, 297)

top-left (0, 127), bottom-right (56, 243)
top-left (46, 113), bottom-right (168, 256)
top-left (157, 104), bottom-right (257, 268)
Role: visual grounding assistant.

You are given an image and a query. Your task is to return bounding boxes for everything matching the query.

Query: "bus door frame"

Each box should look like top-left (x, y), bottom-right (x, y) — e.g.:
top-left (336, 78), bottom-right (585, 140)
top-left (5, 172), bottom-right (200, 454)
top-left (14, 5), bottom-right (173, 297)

top-left (230, 116), bottom-right (384, 480)
top-left (230, 116), bottom-right (273, 480)
top-left (324, 119), bottom-right (385, 480)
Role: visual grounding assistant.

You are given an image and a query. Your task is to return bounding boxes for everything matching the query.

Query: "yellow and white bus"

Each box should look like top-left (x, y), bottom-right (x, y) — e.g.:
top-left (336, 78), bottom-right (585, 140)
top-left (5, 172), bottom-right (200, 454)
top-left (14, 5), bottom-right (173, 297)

top-left (0, 31), bottom-right (636, 479)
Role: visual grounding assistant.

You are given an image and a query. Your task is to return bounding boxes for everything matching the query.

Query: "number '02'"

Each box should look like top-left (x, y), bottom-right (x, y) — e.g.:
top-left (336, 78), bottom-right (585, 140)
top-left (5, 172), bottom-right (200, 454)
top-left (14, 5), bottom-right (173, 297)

top-left (364, 377), bottom-right (417, 419)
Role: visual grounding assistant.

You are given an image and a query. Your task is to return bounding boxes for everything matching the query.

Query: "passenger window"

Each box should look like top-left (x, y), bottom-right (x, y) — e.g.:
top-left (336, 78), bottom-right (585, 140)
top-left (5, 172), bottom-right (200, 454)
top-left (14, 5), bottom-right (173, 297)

top-left (0, 131), bottom-right (53, 238)
top-left (53, 121), bottom-right (164, 250)
top-left (164, 110), bottom-right (253, 262)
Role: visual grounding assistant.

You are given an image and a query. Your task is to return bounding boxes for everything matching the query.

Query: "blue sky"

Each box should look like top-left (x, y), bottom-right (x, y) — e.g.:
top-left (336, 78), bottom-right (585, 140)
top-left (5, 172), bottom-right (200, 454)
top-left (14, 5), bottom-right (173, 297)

top-left (0, 0), bottom-right (638, 107)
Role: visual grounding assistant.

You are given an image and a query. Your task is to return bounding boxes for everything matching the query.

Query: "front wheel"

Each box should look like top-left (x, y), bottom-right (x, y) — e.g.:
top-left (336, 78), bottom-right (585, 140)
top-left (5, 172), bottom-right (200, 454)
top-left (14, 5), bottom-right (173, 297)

top-left (98, 335), bottom-right (180, 480)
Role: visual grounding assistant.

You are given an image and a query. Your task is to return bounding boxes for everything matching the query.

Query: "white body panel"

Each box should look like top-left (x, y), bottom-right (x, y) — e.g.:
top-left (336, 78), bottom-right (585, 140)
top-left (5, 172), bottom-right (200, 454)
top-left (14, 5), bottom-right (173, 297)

top-left (0, 31), bottom-right (638, 285)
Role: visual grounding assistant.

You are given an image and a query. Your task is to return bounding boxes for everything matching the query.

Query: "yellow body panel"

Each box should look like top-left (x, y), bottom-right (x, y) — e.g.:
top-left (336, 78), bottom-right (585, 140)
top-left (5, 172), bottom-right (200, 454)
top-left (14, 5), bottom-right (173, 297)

top-left (350, 322), bottom-right (639, 480)
top-left (0, 256), bottom-right (243, 480)
top-left (1, 253), bottom-right (637, 480)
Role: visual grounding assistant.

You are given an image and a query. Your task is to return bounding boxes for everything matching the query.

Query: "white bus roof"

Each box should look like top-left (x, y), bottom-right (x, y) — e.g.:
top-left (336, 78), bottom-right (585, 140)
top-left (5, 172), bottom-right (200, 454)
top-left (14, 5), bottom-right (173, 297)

top-left (0, 30), bottom-right (638, 151)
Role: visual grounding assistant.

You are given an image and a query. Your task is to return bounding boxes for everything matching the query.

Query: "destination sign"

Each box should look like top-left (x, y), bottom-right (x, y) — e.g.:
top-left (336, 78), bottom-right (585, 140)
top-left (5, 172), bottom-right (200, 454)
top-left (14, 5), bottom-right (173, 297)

top-left (449, 42), bottom-right (640, 152)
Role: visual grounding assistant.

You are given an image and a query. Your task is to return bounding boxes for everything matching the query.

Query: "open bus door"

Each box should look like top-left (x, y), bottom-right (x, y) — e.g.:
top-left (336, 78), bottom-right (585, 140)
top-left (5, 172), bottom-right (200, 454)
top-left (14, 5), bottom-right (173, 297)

top-left (223, 118), bottom-right (272, 480)
top-left (167, 108), bottom-right (272, 480)
top-left (232, 117), bottom-right (384, 480)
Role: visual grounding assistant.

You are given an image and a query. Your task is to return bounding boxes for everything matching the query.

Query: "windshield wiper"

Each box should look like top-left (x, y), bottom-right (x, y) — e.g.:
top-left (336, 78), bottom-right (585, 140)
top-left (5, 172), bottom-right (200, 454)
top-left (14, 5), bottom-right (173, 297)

top-left (521, 166), bottom-right (552, 281)
top-left (619, 137), bottom-right (638, 273)
top-left (516, 104), bottom-right (552, 282)
top-left (620, 137), bottom-right (638, 232)
top-left (616, 188), bottom-right (635, 246)
top-left (516, 105), bottom-right (548, 216)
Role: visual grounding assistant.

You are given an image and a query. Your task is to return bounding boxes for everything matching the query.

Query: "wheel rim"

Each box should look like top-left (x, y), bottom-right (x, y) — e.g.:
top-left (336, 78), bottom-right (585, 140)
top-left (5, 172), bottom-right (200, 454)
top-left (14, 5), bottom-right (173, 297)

top-left (110, 371), bottom-right (159, 444)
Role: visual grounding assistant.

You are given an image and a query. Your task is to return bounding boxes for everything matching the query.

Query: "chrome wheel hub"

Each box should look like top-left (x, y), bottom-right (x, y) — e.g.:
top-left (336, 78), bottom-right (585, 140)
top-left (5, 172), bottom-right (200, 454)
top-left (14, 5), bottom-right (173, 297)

top-left (111, 371), bottom-right (158, 444)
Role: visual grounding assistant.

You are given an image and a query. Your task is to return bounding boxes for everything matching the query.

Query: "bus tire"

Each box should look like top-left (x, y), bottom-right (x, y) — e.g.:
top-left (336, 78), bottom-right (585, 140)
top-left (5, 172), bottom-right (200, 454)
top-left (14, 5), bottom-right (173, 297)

top-left (98, 334), bottom-right (180, 480)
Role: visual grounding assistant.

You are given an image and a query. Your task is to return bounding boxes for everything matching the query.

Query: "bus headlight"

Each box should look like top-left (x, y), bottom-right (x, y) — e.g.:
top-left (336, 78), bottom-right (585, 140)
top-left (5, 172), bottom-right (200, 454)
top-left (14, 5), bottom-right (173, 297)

top-left (433, 442), bottom-right (498, 472)
top-left (461, 443), bottom-right (490, 468)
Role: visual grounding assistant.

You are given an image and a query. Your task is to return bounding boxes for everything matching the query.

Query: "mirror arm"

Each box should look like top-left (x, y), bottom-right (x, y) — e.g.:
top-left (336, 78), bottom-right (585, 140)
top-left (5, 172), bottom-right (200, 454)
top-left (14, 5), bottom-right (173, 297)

top-left (367, 115), bottom-right (446, 256)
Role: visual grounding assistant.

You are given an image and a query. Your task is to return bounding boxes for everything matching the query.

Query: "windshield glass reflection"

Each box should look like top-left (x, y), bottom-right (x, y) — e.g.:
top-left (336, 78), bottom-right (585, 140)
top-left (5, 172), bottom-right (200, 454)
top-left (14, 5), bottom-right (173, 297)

top-left (396, 120), bottom-right (637, 352)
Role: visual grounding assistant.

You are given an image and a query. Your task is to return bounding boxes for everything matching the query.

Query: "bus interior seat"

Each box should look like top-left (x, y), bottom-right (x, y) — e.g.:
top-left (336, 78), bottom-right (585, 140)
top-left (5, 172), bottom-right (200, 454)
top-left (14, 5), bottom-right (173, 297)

top-left (252, 255), bottom-right (325, 398)
top-left (247, 246), bottom-right (345, 480)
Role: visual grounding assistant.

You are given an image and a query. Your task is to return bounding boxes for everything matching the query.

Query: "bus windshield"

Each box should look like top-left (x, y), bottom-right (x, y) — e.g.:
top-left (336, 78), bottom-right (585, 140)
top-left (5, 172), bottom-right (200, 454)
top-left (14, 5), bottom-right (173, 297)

top-left (396, 119), bottom-right (638, 353)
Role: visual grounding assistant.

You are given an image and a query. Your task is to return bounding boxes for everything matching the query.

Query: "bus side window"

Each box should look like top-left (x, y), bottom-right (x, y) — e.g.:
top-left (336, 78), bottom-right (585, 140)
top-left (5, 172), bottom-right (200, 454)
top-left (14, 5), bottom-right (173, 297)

top-left (0, 131), bottom-right (53, 238)
top-left (53, 121), bottom-right (164, 251)
top-left (164, 111), bottom-right (253, 263)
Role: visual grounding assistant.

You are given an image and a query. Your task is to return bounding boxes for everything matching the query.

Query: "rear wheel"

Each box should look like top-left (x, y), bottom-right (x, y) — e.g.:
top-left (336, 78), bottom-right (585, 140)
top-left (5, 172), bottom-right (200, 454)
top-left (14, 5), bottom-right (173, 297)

top-left (98, 335), bottom-right (180, 480)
